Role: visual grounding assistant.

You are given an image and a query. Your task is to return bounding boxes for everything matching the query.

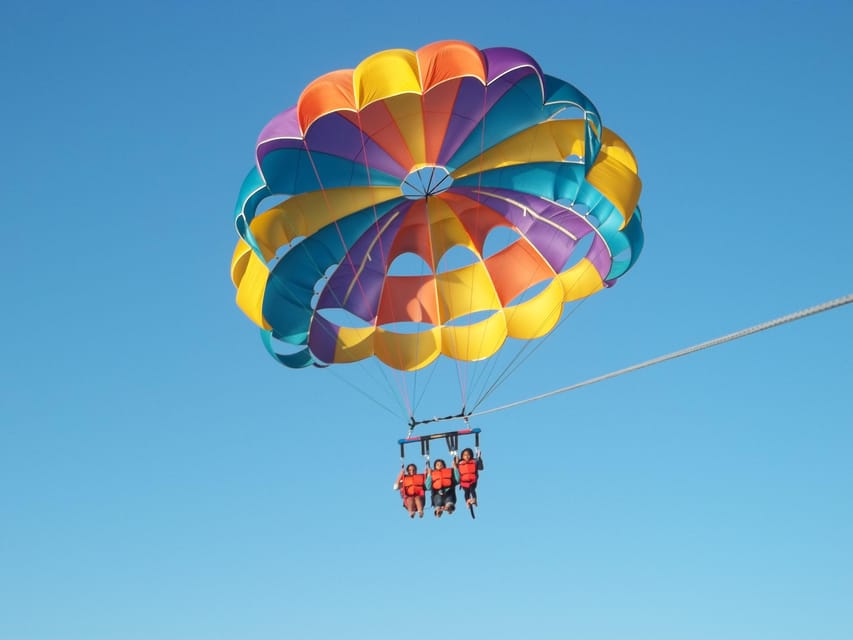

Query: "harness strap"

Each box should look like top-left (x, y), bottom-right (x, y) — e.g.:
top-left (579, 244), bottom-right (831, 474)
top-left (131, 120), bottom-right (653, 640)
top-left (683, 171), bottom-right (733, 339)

top-left (445, 433), bottom-right (458, 456)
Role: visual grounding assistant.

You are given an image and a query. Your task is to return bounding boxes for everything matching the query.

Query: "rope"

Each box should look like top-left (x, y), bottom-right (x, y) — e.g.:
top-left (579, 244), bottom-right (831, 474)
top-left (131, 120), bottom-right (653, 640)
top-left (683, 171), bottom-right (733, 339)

top-left (436, 293), bottom-right (852, 421)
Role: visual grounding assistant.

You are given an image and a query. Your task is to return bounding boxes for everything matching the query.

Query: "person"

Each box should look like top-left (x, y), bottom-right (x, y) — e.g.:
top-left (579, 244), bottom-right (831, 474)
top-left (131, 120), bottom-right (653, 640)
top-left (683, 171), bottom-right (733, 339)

top-left (425, 458), bottom-right (458, 518)
top-left (394, 463), bottom-right (425, 518)
top-left (454, 447), bottom-right (483, 507)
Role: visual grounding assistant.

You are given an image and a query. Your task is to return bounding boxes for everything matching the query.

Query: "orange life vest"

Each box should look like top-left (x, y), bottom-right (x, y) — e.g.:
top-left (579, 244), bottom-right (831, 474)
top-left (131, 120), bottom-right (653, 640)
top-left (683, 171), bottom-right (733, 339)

top-left (458, 459), bottom-right (479, 488)
top-left (431, 467), bottom-right (454, 490)
top-left (402, 473), bottom-right (425, 497)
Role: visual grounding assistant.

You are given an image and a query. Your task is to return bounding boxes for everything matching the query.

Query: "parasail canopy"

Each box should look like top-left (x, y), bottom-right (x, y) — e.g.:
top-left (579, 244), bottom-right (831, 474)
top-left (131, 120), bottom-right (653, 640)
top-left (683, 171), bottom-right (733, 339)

top-left (230, 40), bottom-right (644, 375)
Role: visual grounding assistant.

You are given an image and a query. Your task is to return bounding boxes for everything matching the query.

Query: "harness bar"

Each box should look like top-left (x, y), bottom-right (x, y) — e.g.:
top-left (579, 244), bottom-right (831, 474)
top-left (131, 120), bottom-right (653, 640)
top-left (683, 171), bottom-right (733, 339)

top-left (398, 428), bottom-right (481, 445)
top-left (398, 428), bottom-right (481, 459)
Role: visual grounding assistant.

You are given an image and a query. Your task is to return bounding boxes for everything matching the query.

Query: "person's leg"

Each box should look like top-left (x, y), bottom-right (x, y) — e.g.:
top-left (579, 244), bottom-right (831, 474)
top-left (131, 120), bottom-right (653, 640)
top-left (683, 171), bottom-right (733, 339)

top-left (464, 484), bottom-right (478, 506)
top-left (432, 492), bottom-right (442, 517)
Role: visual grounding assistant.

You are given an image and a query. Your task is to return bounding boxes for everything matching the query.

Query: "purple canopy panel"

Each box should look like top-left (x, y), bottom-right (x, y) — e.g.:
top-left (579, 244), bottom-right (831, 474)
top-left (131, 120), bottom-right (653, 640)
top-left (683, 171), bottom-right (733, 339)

top-left (437, 78), bottom-right (488, 166)
top-left (256, 106), bottom-right (301, 160)
top-left (255, 111), bottom-right (406, 180)
top-left (315, 209), bottom-right (408, 321)
top-left (585, 233), bottom-right (612, 279)
top-left (303, 113), bottom-right (406, 178)
top-left (484, 66), bottom-right (544, 112)
top-left (307, 313), bottom-right (344, 365)
top-left (481, 47), bottom-right (545, 84)
top-left (454, 189), bottom-right (596, 272)
top-left (437, 67), bottom-right (538, 167)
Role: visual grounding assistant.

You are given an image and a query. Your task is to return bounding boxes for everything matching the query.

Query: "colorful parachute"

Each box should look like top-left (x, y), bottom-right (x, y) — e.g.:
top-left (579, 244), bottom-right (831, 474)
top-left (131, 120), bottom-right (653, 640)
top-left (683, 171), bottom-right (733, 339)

top-left (230, 40), bottom-right (643, 373)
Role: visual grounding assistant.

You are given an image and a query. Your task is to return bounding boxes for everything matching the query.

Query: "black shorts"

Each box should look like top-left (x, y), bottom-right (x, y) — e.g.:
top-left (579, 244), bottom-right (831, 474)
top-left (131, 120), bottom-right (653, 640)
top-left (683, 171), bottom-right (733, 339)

top-left (431, 488), bottom-right (457, 509)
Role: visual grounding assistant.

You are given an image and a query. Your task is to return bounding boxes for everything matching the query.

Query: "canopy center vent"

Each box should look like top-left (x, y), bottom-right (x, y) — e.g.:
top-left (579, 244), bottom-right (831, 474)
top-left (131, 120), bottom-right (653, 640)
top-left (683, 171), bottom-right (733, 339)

top-left (401, 165), bottom-right (453, 200)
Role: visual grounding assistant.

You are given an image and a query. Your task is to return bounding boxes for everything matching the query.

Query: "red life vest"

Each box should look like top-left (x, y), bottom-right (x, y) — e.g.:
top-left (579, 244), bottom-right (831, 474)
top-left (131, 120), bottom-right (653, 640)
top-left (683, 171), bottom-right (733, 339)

top-left (402, 473), bottom-right (425, 497)
top-left (458, 459), bottom-right (479, 488)
top-left (431, 467), bottom-right (454, 490)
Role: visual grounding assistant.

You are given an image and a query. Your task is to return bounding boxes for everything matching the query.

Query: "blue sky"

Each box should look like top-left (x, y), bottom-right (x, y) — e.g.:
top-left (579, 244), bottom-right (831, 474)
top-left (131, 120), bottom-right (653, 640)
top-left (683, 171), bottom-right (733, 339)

top-left (2, 1), bottom-right (851, 638)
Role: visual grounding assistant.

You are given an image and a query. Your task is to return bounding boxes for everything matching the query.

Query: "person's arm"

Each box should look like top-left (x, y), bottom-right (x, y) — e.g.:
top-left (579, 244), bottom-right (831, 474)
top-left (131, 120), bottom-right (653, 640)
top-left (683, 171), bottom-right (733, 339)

top-left (393, 470), bottom-right (404, 491)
